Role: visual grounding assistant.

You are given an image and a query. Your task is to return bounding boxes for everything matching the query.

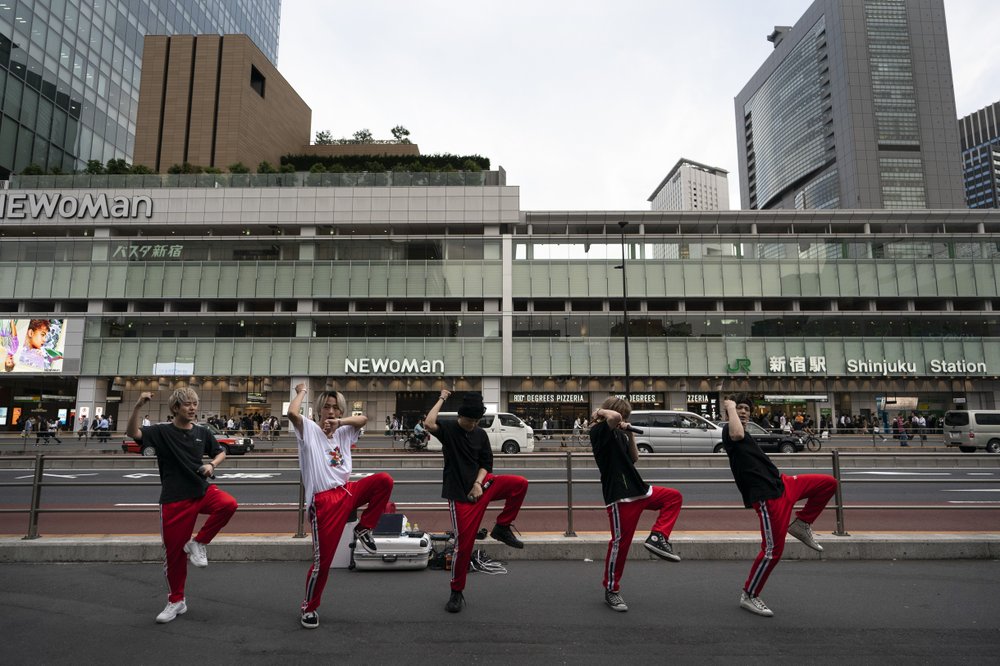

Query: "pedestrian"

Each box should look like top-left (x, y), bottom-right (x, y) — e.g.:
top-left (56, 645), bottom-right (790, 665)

top-left (287, 383), bottom-right (393, 630)
top-left (77, 416), bottom-right (89, 440)
top-left (126, 388), bottom-right (238, 624)
top-left (721, 395), bottom-right (837, 617)
top-left (261, 416), bottom-right (271, 441)
top-left (424, 389), bottom-right (528, 614)
top-left (142, 414), bottom-right (151, 427)
top-left (589, 396), bottom-right (683, 612)
top-left (573, 415), bottom-right (583, 443)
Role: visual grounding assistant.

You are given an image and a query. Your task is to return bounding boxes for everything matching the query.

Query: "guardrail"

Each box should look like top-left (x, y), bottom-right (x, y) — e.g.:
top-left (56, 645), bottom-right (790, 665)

top-left (2, 451), bottom-right (996, 541)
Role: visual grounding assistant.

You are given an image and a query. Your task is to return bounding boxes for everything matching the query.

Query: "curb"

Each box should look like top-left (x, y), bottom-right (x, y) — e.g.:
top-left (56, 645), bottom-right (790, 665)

top-left (3, 533), bottom-right (998, 563)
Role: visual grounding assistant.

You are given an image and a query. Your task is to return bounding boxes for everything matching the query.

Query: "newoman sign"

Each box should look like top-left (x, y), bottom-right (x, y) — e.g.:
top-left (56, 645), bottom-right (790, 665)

top-left (0, 193), bottom-right (152, 220)
top-left (344, 358), bottom-right (444, 374)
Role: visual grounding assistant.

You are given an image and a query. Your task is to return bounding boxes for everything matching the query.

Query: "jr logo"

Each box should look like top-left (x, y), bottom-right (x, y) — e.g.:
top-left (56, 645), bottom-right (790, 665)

top-left (727, 358), bottom-right (751, 373)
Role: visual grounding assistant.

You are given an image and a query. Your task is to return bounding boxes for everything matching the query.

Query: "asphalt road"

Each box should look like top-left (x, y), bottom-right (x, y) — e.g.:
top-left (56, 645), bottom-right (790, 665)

top-left (1, 463), bottom-right (998, 536)
top-left (2, 560), bottom-right (998, 663)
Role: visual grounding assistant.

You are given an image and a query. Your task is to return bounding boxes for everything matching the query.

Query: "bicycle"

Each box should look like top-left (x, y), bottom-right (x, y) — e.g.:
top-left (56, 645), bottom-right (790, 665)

top-left (800, 433), bottom-right (822, 452)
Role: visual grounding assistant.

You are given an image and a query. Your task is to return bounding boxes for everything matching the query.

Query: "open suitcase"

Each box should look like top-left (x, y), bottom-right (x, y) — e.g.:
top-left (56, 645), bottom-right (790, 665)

top-left (351, 513), bottom-right (432, 571)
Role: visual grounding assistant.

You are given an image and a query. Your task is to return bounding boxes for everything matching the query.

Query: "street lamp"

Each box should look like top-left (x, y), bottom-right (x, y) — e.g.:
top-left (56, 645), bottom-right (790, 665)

top-left (614, 220), bottom-right (631, 403)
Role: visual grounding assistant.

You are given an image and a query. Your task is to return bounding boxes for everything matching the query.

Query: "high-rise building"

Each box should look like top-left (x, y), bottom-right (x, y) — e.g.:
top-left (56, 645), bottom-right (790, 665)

top-left (0, 0), bottom-right (281, 178)
top-left (647, 158), bottom-right (729, 211)
top-left (735, 0), bottom-right (965, 210)
top-left (959, 101), bottom-right (1000, 209)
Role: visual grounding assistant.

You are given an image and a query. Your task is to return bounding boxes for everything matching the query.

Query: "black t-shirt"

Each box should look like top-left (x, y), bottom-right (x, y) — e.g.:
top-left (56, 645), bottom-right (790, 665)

top-left (590, 421), bottom-right (649, 505)
top-left (141, 423), bottom-right (223, 504)
top-left (435, 419), bottom-right (493, 502)
top-left (721, 423), bottom-right (784, 508)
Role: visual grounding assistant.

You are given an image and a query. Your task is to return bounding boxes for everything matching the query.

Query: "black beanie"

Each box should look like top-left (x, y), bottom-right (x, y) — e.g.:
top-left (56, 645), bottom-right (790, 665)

top-left (457, 392), bottom-right (486, 419)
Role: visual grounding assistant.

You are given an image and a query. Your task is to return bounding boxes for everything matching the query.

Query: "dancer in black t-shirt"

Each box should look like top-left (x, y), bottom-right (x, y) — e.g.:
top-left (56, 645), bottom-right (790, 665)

top-left (127, 388), bottom-right (238, 624)
top-left (590, 396), bottom-right (683, 613)
top-left (424, 389), bottom-right (528, 613)
top-left (721, 395), bottom-right (837, 617)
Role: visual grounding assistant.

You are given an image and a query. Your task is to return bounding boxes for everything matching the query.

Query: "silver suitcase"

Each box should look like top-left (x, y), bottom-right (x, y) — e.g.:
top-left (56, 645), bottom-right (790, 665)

top-left (352, 514), bottom-right (432, 571)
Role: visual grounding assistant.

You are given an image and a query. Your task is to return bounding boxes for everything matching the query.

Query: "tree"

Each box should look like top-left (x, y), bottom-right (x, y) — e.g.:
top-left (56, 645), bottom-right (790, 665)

top-left (84, 159), bottom-right (105, 175)
top-left (352, 128), bottom-right (373, 143)
top-left (19, 163), bottom-right (45, 175)
top-left (391, 125), bottom-right (411, 143)
top-left (257, 161), bottom-right (277, 174)
top-left (314, 130), bottom-right (333, 145)
top-left (105, 158), bottom-right (131, 174)
top-left (130, 164), bottom-right (154, 174)
top-left (228, 162), bottom-right (250, 174)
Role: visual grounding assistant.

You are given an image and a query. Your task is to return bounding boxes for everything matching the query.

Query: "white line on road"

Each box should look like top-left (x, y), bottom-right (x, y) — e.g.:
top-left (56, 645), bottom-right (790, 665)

top-left (942, 488), bottom-right (1000, 493)
top-left (846, 471), bottom-right (951, 476)
top-left (946, 500), bottom-right (1000, 504)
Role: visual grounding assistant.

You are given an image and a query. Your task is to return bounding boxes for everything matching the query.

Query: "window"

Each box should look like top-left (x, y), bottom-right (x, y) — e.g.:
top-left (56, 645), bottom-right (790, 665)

top-left (250, 65), bottom-right (265, 98)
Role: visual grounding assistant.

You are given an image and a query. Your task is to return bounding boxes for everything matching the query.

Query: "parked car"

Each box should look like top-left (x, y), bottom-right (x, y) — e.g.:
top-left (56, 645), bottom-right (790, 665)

top-left (713, 420), bottom-right (805, 454)
top-left (627, 410), bottom-right (724, 453)
top-left (121, 423), bottom-right (255, 456)
top-left (944, 410), bottom-right (1000, 453)
top-left (427, 412), bottom-right (534, 454)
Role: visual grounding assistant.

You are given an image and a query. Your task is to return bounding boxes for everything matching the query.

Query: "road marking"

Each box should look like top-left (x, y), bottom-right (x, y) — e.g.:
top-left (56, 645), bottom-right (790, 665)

top-left (942, 488), bottom-right (1000, 493)
top-left (846, 471), bottom-right (950, 476)
top-left (946, 500), bottom-right (1000, 504)
top-left (13, 472), bottom-right (100, 480)
top-left (967, 473), bottom-right (995, 476)
top-left (114, 502), bottom-right (300, 507)
top-left (123, 473), bottom-right (160, 479)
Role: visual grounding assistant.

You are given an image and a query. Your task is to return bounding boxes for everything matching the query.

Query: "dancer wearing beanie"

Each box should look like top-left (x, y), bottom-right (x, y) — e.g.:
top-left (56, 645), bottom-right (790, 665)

top-left (424, 389), bottom-right (529, 613)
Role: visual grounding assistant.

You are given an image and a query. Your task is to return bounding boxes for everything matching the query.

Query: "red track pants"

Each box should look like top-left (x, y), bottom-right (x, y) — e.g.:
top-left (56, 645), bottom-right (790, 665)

top-left (448, 473), bottom-right (528, 592)
top-left (160, 484), bottom-right (238, 603)
top-left (301, 472), bottom-right (394, 613)
top-left (744, 473), bottom-right (838, 597)
top-left (603, 486), bottom-right (683, 593)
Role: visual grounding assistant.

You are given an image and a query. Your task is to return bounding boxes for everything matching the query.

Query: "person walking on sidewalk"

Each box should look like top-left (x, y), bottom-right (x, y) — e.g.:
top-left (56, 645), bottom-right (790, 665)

top-left (127, 388), bottom-right (238, 625)
top-left (590, 396), bottom-right (683, 612)
top-left (721, 395), bottom-right (837, 618)
top-left (424, 389), bottom-right (529, 614)
top-left (288, 383), bottom-right (393, 630)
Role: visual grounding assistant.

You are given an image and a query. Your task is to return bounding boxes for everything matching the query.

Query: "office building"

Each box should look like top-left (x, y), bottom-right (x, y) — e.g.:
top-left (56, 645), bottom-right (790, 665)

top-left (959, 101), bottom-right (1000, 209)
top-left (648, 158), bottom-right (729, 211)
top-left (2, 172), bottom-right (997, 432)
top-left (735, 0), bottom-right (965, 210)
top-left (0, 0), bottom-right (281, 178)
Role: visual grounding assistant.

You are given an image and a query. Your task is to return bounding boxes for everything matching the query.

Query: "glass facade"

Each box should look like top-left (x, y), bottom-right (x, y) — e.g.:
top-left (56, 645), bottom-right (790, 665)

top-left (959, 102), bottom-right (1000, 209)
top-left (0, 180), bottom-right (997, 427)
top-left (0, 0), bottom-right (280, 178)
top-left (742, 16), bottom-right (833, 210)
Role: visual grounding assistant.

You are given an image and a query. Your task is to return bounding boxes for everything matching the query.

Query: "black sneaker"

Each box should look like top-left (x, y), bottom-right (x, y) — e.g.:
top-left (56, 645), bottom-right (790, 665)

top-left (300, 611), bottom-right (319, 629)
top-left (354, 526), bottom-right (377, 553)
top-left (604, 590), bottom-right (628, 612)
top-left (445, 590), bottom-right (465, 613)
top-left (644, 531), bottom-right (681, 562)
top-left (490, 523), bottom-right (524, 549)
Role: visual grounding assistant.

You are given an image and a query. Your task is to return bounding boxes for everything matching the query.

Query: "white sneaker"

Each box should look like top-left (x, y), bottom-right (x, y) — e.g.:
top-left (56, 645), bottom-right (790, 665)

top-left (787, 518), bottom-right (823, 552)
top-left (184, 539), bottom-right (208, 567)
top-left (739, 590), bottom-right (773, 617)
top-left (156, 599), bottom-right (187, 623)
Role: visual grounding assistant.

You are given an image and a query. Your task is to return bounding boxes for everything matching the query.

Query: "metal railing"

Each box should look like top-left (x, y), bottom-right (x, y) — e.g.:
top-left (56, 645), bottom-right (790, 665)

top-left (2, 450), bottom-right (997, 541)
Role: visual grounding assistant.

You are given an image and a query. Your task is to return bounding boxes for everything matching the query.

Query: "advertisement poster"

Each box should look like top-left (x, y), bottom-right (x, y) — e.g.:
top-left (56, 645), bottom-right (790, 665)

top-left (1, 318), bottom-right (66, 373)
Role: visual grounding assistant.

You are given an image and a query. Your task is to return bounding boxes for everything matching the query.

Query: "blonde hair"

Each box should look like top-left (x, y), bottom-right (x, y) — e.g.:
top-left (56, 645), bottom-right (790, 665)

top-left (313, 390), bottom-right (347, 422)
top-left (599, 395), bottom-right (631, 420)
top-left (167, 387), bottom-right (200, 415)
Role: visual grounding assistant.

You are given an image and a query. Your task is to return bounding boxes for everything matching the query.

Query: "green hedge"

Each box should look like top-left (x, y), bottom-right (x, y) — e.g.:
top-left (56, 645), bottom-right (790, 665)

top-left (280, 153), bottom-right (490, 173)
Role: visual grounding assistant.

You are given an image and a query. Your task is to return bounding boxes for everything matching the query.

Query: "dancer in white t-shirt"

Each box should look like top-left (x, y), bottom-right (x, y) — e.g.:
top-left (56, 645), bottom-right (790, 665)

top-left (287, 383), bottom-right (393, 630)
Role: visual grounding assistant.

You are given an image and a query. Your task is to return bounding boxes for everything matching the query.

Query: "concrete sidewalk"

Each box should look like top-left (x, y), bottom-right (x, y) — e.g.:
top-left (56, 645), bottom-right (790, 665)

top-left (3, 531), bottom-right (998, 563)
top-left (3, 559), bottom-right (999, 663)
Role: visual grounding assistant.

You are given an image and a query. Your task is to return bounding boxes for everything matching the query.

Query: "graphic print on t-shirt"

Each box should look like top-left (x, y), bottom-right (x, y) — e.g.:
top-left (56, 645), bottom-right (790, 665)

top-left (328, 446), bottom-right (344, 468)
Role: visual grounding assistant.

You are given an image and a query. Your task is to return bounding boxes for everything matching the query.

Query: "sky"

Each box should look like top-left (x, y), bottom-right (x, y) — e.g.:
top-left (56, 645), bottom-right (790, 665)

top-left (276, 1), bottom-right (1000, 212)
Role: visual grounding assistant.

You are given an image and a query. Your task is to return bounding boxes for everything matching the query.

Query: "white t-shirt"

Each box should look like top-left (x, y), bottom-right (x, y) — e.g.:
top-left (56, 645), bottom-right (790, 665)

top-left (296, 417), bottom-right (356, 506)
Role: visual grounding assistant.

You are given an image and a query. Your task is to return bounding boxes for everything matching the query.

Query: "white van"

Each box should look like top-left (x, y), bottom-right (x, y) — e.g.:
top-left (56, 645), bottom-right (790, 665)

top-left (427, 412), bottom-right (535, 454)
top-left (627, 410), bottom-right (725, 453)
top-left (943, 410), bottom-right (1000, 454)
